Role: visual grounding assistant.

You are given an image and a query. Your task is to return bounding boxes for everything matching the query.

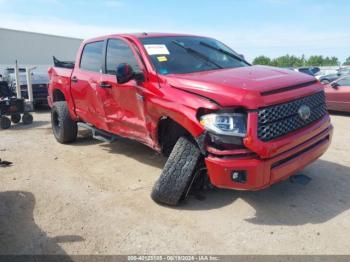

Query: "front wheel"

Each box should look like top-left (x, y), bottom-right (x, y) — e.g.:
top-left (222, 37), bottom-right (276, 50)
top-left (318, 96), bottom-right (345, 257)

top-left (151, 136), bottom-right (201, 206)
top-left (51, 101), bottom-right (77, 143)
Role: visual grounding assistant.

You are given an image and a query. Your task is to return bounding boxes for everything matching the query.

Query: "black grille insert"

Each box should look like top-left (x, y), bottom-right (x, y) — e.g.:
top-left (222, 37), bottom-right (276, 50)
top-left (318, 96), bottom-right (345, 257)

top-left (257, 91), bottom-right (327, 142)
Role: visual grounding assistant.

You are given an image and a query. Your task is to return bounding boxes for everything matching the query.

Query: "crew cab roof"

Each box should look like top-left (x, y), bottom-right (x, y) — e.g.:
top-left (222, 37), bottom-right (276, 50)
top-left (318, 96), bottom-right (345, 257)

top-left (123, 32), bottom-right (198, 38)
top-left (83, 32), bottom-right (201, 43)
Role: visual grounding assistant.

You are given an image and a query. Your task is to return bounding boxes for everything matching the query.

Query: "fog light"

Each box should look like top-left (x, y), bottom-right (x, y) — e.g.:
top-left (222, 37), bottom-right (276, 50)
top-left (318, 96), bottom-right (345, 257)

top-left (231, 170), bottom-right (247, 183)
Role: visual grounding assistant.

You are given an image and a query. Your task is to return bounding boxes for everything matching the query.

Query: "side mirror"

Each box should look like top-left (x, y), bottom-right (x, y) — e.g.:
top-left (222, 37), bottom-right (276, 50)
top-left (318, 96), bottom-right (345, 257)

top-left (134, 72), bottom-right (145, 83)
top-left (116, 63), bottom-right (134, 84)
top-left (331, 82), bottom-right (339, 89)
top-left (116, 63), bottom-right (145, 84)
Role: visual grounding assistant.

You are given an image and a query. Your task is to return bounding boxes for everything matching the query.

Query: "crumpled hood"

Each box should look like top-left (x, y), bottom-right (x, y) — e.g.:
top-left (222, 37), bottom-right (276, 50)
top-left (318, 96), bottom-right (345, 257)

top-left (163, 65), bottom-right (317, 108)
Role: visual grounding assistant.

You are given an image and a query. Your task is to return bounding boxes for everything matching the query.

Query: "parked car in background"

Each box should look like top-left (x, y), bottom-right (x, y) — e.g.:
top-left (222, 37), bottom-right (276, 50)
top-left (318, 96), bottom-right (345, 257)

top-left (314, 69), bottom-right (338, 80)
top-left (320, 73), bottom-right (341, 84)
top-left (5, 68), bottom-right (49, 106)
top-left (19, 73), bottom-right (49, 106)
top-left (295, 67), bottom-right (320, 76)
top-left (338, 67), bottom-right (350, 75)
top-left (319, 67), bottom-right (350, 84)
top-left (325, 75), bottom-right (350, 112)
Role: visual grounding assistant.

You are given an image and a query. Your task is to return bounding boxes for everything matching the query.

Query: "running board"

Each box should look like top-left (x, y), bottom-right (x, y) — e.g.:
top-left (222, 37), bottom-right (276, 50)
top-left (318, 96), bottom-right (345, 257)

top-left (78, 122), bottom-right (118, 143)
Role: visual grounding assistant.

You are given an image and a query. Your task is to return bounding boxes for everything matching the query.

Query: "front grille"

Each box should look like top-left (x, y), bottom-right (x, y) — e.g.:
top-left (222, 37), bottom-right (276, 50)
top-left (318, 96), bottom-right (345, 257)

top-left (257, 91), bottom-right (327, 142)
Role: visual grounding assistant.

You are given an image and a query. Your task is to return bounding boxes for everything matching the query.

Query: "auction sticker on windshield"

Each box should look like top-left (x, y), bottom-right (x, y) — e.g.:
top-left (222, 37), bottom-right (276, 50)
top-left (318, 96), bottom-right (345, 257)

top-left (144, 44), bottom-right (170, 55)
top-left (157, 56), bottom-right (168, 62)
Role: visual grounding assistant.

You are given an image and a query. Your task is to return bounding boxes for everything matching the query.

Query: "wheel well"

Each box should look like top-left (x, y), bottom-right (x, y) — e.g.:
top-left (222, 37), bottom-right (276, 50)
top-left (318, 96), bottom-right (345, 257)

top-left (158, 117), bottom-right (193, 157)
top-left (53, 89), bottom-right (66, 102)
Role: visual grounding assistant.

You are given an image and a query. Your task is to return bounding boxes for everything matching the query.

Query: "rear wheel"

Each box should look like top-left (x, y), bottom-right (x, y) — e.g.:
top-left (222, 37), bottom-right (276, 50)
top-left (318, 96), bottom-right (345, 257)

top-left (151, 136), bottom-right (201, 206)
top-left (11, 113), bottom-right (21, 124)
top-left (0, 116), bottom-right (11, 129)
top-left (51, 101), bottom-right (77, 143)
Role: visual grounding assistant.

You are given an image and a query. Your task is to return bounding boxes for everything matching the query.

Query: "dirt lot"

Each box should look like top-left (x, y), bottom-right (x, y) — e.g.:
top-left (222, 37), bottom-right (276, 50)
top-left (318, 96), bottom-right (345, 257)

top-left (0, 110), bottom-right (350, 255)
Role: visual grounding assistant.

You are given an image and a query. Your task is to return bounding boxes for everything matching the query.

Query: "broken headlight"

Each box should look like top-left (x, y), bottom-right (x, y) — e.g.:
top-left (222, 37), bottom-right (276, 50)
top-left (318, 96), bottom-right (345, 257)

top-left (200, 113), bottom-right (246, 137)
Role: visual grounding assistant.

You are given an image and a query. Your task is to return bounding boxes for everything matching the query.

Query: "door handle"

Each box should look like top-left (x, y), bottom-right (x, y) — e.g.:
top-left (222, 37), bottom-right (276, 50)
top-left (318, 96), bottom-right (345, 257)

top-left (99, 82), bottom-right (112, 88)
top-left (71, 76), bottom-right (78, 83)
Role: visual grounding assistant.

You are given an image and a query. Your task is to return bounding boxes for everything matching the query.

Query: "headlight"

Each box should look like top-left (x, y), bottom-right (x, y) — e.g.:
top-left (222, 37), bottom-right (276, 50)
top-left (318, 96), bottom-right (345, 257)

top-left (200, 113), bottom-right (246, 137)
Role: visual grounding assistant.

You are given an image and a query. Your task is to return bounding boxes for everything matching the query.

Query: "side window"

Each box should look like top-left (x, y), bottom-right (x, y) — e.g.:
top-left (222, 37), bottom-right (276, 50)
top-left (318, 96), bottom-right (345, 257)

top-left (80, 41), bottom-right (104, 72)
top-left (106, 39), bottom-right (140, 75)
top-left (337, 76), bottom-right (350, 86)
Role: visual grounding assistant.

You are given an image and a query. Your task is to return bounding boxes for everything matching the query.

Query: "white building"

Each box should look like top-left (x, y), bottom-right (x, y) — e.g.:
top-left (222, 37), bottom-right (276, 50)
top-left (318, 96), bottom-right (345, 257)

top-left (0, 27), bottom-right (83, 72)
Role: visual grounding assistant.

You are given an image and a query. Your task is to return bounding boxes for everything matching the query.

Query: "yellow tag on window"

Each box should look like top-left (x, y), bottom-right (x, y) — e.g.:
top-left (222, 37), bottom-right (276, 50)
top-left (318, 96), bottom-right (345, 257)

top-left (157, 56), bottom-right (168, 62)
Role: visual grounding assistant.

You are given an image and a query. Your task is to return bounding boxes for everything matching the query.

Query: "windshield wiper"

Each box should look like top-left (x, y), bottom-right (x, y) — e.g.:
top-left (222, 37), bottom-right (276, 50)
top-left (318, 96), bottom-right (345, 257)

top-left (199, 41), bottom-right (250, 64)
top-left (171, 40), bottom-right (223, 69)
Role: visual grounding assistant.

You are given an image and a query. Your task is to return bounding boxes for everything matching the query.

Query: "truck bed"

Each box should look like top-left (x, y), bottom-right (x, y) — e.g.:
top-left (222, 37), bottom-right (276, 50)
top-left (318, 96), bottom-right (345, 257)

top-left (49, 67), bottom-right (73, 79)
top-left (48, 56), bottom-right (75, 90)
top-left (47, 66), bottom-right (74, 107)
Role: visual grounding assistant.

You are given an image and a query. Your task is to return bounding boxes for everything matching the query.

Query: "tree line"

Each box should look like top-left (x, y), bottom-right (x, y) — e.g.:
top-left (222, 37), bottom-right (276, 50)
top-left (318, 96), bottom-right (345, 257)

top-left (252, 55), bottom-right (350, 67)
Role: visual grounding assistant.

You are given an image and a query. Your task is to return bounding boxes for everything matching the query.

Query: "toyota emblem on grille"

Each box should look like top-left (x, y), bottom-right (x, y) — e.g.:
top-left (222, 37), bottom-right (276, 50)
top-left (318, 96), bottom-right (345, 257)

top-left (298, 105), bottom-right (311, 121)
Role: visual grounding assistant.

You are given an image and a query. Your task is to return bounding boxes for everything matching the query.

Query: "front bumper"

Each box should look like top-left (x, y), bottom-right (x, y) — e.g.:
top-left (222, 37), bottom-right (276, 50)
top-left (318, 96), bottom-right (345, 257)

top-left (204, 120), bottom-right (333, 190)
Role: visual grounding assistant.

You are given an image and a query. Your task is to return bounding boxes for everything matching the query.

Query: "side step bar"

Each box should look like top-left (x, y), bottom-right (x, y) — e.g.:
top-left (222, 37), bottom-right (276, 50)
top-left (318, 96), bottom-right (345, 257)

top-left (78, 122), bottom-right (118, 143)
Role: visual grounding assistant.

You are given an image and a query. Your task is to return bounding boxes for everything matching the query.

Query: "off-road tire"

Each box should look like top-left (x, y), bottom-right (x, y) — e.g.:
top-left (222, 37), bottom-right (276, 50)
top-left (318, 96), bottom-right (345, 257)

top-left (151, 136), bottom-right (201, 206)
top-left (51, 101), bottom-right (77, 143)
top-left (22, 113), bottom-right (33, 125)
top-left (0, 116), bottom-right (11, 129)
top-left (11, 113), bottom-right (21, 124)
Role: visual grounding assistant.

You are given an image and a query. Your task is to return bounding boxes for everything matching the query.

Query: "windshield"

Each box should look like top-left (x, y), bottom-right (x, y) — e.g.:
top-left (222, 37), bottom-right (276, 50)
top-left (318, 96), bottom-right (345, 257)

top-left (140, 36), bottom-right (249, 75)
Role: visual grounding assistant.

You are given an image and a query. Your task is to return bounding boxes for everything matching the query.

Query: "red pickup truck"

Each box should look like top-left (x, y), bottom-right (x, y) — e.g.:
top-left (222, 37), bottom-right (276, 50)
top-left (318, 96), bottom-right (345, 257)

top-left (48, 33), bottom-right (333, 206)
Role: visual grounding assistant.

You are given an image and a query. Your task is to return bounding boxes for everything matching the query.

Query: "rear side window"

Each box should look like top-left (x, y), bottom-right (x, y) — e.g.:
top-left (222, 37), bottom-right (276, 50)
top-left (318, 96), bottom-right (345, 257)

top-left (80, 41), bottom-right (104, 72)
top-left (106, 39), bottom-right (140, 75)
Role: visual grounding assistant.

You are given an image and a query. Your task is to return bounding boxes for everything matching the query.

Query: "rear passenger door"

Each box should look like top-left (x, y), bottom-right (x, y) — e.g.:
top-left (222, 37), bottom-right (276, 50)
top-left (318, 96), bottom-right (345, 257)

top-left (100, 38), bottom-right (149, 142)
top-left (71, 41), bottom-right (109, 130)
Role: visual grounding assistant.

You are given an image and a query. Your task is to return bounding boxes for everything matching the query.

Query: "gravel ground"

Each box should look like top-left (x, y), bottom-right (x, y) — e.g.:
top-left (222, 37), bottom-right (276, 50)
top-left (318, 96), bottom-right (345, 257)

top-left (0, 110), bottom-right (350, 255)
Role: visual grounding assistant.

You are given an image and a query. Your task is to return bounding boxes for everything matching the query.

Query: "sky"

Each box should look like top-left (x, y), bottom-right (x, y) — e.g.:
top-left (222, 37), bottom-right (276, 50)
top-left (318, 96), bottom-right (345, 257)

top-left (0, 0), bottom-right (349, 62)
